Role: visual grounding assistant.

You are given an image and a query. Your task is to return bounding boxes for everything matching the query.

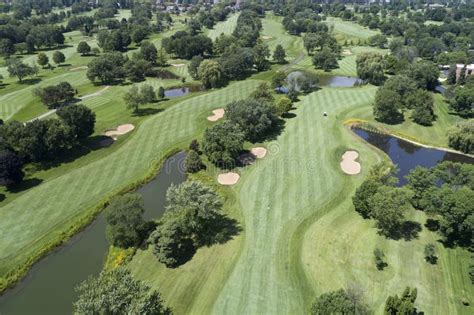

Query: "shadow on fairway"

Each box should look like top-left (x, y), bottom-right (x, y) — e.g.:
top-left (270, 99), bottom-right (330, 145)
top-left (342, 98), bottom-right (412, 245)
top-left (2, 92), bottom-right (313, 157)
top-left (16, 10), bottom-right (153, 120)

top-left (7, 177), bottom-right (43, 193)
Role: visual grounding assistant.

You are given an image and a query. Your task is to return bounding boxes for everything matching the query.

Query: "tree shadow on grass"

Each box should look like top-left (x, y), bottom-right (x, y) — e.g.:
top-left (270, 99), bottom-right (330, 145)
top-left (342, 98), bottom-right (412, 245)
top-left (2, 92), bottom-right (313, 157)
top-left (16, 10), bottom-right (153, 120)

top-left (382, 220), bottom-right (422, 241)
top-left (132, 107), bottom-right (163, 117)
top-left (0, 193), bottom-right (5, 202)
top-left (19, 78), bottom-right (41, 85)
top-left (7, 177), bottom-right (43, 193)
top-left (282, 112), bottom-right (297, 119)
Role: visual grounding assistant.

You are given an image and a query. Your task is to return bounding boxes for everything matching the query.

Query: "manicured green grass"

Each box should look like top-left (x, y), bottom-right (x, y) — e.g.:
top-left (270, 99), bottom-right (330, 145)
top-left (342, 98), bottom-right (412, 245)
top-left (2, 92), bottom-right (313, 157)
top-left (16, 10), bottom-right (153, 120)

top-left (128, 86), bottom-right (473, 314)
top-left (326, 17), bottom-right (380, 41)
top-left (0, 80), bottom-right (258, 291)
top-left (207, 13), bottom-right (240, 40)
top-left (261, 13), bottom-right (304, 59)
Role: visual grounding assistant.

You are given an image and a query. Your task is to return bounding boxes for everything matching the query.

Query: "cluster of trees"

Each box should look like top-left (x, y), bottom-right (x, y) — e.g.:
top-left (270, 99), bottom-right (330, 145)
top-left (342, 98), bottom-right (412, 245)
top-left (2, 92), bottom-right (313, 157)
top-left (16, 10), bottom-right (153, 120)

top-left (448, 120), bottom-right (473, 154)
top-left (311, 286), bottom-right (421, 315)
top-left (373, 75), bottom-right (435, 125)
top-left (449, 80), bottom-right (474, 118)
top-left (303, 32), bottom-right (341, 71)
top-left (74, 268), bottom-right (171, 314)
top-left (34, 82), bottom-right (76, 109)
top-left (162, 31), bottom-right (213, 60)
top-left (123, 84), bottom-right (163, 112)
top-left (149, 181), bottom-right (227, 267)
top-left (281, 4), bottom-right (325, 35)
top-left (0, 105), bottom-right (95, 187)
top-left (202, 84), bottom-right (281, 167)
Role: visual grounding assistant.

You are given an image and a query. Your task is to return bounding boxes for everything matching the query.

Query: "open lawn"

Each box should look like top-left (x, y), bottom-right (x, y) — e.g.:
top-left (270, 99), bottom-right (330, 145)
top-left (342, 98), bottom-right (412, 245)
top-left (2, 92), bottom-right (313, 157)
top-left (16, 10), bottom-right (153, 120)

top-left (207, 13), bottom-right (240, 40)
top-left (261, 13), bottom-right (304, 59)
top-left (0, 80), bottom-right (258, 289)
top-left (326, 17), bottom-right (380, 42)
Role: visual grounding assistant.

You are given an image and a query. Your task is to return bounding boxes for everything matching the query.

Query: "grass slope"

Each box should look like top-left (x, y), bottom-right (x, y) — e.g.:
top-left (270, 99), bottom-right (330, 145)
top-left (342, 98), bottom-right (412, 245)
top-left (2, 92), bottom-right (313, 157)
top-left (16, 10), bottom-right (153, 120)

top-left (0, 80), bottom-right (258, 288)
top-left (207, 13), bottom-right (240, 40)
top-left (326, 17), bottom-right (380, 41)
top-left (261, 13), bottom-right (304, 59)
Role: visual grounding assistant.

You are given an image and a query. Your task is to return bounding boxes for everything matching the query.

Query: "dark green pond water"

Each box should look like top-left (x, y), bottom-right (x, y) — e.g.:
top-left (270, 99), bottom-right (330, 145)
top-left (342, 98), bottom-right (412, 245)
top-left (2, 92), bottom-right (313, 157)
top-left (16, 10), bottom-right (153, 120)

top-left (0, 152), bottom-right (187, 315)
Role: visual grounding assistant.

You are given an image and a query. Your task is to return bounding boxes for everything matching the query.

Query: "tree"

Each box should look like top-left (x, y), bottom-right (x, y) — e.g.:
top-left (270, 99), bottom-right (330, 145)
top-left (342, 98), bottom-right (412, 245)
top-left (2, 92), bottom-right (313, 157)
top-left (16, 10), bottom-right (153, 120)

top-left (189, 139), bottom-right (200, 152)
top-left (373, 87), bottom-right (404, 123)
top-left (447, 120), bottom-right (473, 154)
top-left (458, 65), bottom-right (467, 85)
top-left (384, 287), bottom-right (420, 315)
top-left (37, 53), bottom-right (49, 68)
top-left (57, 105), bottom-right (96, 140)
top-left (312, 47), bottom-right (338, 71)
top-left (158, 86), bottom-right (165, 99)
top-left (275, 97), bottom-right (292, 116)
top-left (408, 89), bottom-right (435, 125)
top-left (104, 193), bottom-right (146, 248)
top-left (0, 39), bottom-right (14, 57)
top-left (188, 55), bottom-right (204, 80)
top-left (7, 58), bottom-right (35, 82)
top-left (405, 166), bottom-right (436, 209)
top-left (74, 268), bottom-right (171, 315)
top-left (311, 289), bottom-right (369, 315)
top-left (140, 84), bottom-right (156, 103)
top-left (368, 34), bottom-right (388, 48)
top-left (226, 98), bottom-right (278, 142)
top-left (124, 58), bottom-right (150, 82)
top-left (374, 248), bottom-right (387, 270)
top-left (450, 86), bottom-right (474, 117)
top-left (185, 150), bottom-right (203, 173)
top-left (369, 186), bottom-right (413, 238)
top-left (424, 244), bottom-right (437, 264)
top-left (52, 51), bottom-right (65, 66)
top-left (406, 60), bottom-right (439, 90)
top-left (0, 150), bottom-right (24, 187)
top-left (273, 44), bottom-right (286, 64)
top-left (157, 47), bottom-right (168, 67)
top-left (249, 82), bottom-right (274, 102)
top-left (124, 86), bottom-right (143, 112)
top-left (253, 42), bottom-right (270, 71)
top-left (272, 72), bottom-right (287, 91)
top-left (198, 60), bottom-right (222, 89)
top-left (139, 41), bottom-right (157, 64)
top-left (203, 121), bottom-right (244, 167)
top-left (34, 82), bottom-right (76, 108)
top-left (87, 53), bottom-right (126, 84)
top-left (77, 41), bottom-right (91, 56)
top-left (149, 181), bottom-right (224, 266)
top-left (356, 53), bottom-right (385, 85)
top-left (447, 64), bottom-right (457, 85)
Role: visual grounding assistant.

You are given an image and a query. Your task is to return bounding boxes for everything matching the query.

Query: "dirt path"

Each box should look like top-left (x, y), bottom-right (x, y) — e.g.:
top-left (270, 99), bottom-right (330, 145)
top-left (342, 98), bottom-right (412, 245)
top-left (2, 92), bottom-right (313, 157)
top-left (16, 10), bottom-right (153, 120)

top-left (27, 86), bottom-right (111, 122)
top-left (281, 51), bottom-right (305, 72)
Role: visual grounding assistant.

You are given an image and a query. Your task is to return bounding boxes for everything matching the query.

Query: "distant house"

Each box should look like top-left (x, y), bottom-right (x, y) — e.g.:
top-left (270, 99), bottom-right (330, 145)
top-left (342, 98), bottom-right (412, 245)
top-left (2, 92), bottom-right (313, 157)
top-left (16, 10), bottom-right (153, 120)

top-left (456, 64), bottom-right (474, 80)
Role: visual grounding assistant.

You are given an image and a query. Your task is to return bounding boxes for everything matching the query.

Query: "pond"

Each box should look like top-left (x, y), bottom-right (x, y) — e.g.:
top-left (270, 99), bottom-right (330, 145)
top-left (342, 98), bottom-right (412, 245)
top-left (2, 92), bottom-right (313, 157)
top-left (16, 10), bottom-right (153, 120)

top-left (352, 128), bottom-right (474, 185)
top-left (276, 75), bottom-right (362, 93)
top-left (0, 152), bottom-right (187, 315)
top-left (164, 86), bottom-right (201, 98)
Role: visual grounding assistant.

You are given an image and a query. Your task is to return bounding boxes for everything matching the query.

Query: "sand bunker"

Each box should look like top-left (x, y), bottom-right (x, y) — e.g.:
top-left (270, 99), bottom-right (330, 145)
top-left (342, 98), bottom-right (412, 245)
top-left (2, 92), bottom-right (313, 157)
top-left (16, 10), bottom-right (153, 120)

top-left (251, 147), bottom-right (267, 159)
top-left (342, 49), bottom-right (353, 56)
top-left (217, 172), bottom-right (240, 185)
top-left (171, 63), bottom-right (185, 67)
top-left (262, 35), bottom-right (273, 40)
top-left (207, 108), bottom-right (225, 121)
top-left (104, 124), bottom-right (135, 140)
top-left (340, 151), bottom-right (361, 175)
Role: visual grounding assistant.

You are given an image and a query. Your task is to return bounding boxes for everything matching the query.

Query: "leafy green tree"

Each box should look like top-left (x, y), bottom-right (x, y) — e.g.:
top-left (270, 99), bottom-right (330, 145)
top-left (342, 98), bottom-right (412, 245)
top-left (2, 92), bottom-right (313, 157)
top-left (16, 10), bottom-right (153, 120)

top-left (273, 44), bottom-right (286, 64)
top-left (384, 287), bottom-right (420, 315)
top-left (7, 58), bottom-right (35, 82)
top-left (157, 47), bottom-right (168, 67)
top-left (226, 98), bottom-right (278, 142)
top-left (188, 55), bottom-right (204, 80)
top-left (140, 84), bottom-right (155, 103)
top-left (57, 104), bottom-right (96, 140)
top-left (158, 86), bottom-right (165, 99)
top-left (312, 47), bottom-right (338, 71)
top-left (34, 82), bottom-right (76, 108)
top-left (0, 150), bottom-right (24, 187)
top-left (450, 86), bottom-right (474, 117)
top-left (408, 89), bottom-right (435, 125)
top-left (369, 186), bottom-right (413, 238)
top-left (139, 41), bottom-right (157, 64)
top-left (253, 42), bottom-right (270, 71)
top-left (374, 248), bottom-right (387, 270)
top-left (52, 51), bottom-right (65, 66)
top-left (276, 97), bottom-right (292, 116)
top-left (424, 244), bottom-right (437, 264)
top-left (74, 268), bottom-right (171, 314)
top-left (77, 41), bottom-right (91, 56)
top-left (272, 72), bottom-right (287, 91)
top-left (447, 64), bottom-right (457, 85)
top-left (184, 150), bottom-right (203, 173)
top-left (405, 166), bottom-right (436, 209)
top-left (406, 60), bottom-right (439, 90)
top-left (383, 75), bottom-right (417, 107)
top-left (356, 53), bottom-right (385, 85)
top-left (189, 139), bottom-right (200, 152)
top-left (124, 86), bottom-right (143, 112)
top-left (249, 82), bottom-right (274, 102)
top-left (368, 34), bottom-right (388, 48)
top-left (447, 119), bottom-right (473, 154)
top-left (37, 53), bottom-right (49, 68)
top-left (104, 193), bottom-right (146, 248)
top-left (203, 121), bottom-right (244, 167)
top-left (373, 87), bottom-right (404, 123)
top-left (311, 289), bottom-right (369, 315)
top-left (87, 53), bottom-right (126, 84)
top-left (124, 58), bottom-right (150, 82)
top-left (198, 60), bottom-right (222, 89)
top-left (458, 65), bottom-right (467, 85)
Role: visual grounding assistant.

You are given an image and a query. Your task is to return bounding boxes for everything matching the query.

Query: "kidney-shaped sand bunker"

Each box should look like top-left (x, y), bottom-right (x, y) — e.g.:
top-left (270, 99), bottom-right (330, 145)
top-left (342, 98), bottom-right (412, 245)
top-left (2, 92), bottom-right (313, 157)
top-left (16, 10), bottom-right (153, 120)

top-left (340, 150), bottom-right (361, 175)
